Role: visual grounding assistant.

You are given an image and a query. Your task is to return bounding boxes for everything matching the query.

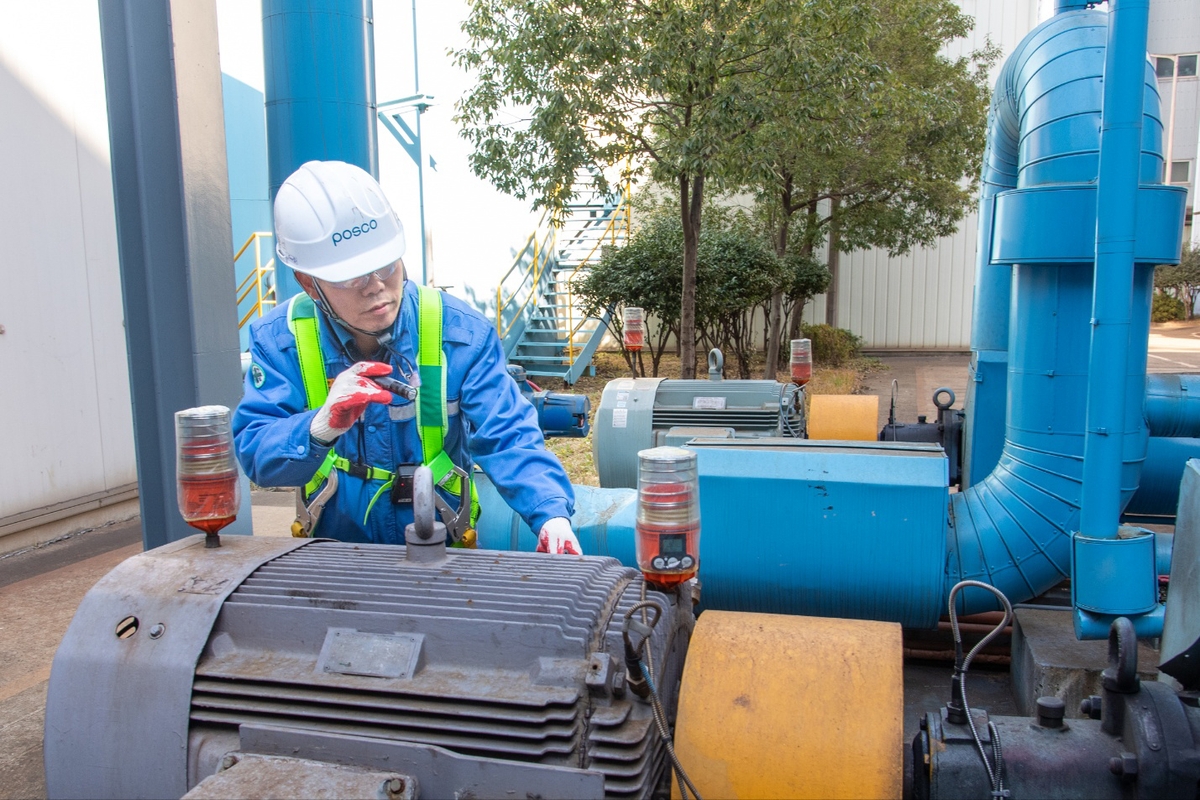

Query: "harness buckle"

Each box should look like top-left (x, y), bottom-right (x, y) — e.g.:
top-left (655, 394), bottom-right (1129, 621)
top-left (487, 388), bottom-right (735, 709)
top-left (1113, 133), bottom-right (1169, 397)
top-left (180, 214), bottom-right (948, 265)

top-left (346, 461), bottom-right (371, 480)
top-left (389, 464), bottom-right (420, 505)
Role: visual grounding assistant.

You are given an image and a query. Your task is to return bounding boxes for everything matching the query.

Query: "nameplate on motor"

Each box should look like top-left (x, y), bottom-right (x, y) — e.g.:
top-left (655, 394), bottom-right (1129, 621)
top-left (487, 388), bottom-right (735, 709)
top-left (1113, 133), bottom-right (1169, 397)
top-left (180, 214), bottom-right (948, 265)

top-left (316, 628), bottom-right (425, 679)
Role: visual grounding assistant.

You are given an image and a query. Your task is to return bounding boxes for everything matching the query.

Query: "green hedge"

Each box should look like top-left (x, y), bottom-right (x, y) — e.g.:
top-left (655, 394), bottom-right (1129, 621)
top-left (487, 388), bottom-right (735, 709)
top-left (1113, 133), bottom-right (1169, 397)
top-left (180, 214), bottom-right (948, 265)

top-left (1153, 291), bottom-right (1186, 323)
top-left (800, 323), bottom-right (862, 366)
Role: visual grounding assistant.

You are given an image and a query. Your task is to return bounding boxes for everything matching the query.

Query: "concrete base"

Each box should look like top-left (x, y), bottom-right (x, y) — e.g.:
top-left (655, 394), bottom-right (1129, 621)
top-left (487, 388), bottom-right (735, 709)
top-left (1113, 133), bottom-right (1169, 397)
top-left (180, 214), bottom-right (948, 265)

top-left (1012, 607), bottom-right (1160, 718)
top-left (0, 497), bottom-right (140, 557)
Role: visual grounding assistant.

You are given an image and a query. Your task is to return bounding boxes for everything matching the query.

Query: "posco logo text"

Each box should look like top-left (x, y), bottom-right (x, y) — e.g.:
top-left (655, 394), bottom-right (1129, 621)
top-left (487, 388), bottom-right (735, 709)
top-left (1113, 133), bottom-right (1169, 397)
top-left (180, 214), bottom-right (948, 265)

top-left (332, 219), bottom-right (379, 246)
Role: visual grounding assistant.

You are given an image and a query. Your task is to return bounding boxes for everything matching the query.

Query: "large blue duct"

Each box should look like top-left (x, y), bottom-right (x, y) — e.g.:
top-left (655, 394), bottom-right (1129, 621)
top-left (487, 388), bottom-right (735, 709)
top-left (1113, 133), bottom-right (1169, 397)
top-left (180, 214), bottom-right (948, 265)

top-left (948, 5), bottom-right (1186, 615)
top-left (262, 0), bottom-right (378, 301)
top-left (1124, 375), bottom-right (1200, 518)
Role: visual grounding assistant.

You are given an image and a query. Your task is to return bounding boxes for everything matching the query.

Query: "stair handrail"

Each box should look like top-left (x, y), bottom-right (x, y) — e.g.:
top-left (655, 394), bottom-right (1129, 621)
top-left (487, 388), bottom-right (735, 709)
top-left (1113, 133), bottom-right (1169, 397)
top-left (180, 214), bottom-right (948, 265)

top-left (235, 231), bottom-right (277, 330)
top-left (495, 209), bottom-right (557, 342)
top-left (563, 178), bottom-right (632, 359)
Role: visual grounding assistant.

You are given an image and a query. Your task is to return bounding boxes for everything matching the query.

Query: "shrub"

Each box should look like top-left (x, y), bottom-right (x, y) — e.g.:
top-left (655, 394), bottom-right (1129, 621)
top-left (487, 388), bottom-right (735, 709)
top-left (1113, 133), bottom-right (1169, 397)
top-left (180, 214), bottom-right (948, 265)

top-left (801, 323), bottom-right (862, 366)
top-left (1153, 291), bottom-right (1186, 323)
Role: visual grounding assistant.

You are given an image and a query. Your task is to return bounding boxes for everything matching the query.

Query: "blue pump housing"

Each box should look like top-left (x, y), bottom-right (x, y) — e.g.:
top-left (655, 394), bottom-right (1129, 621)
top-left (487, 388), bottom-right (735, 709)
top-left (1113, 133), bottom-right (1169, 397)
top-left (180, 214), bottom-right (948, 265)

top-left (507, 364), bottom-right (590, 438)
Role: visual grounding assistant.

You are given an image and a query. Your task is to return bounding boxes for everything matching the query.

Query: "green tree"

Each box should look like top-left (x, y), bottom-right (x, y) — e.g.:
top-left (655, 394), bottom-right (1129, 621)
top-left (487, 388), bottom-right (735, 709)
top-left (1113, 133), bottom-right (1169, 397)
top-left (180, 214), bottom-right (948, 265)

top-left (1155, 243), bottom-right (1200, 319)
top-left (454, 0), bottom-right (875, 378)
top-left (741, 0), bottom-right (997, 374)
top-left (694, 226), bottom-right (784, 378)
top-left (575, 215), bottom-right (683, 377)
top-left (576, 210), bottom-right (788, 378)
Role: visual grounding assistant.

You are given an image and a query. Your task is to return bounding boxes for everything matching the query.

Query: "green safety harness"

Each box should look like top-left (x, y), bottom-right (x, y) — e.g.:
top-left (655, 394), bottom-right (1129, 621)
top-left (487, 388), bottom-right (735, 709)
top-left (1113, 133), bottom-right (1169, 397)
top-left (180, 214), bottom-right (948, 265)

top-left (286, 286), bottom-right (479, 542)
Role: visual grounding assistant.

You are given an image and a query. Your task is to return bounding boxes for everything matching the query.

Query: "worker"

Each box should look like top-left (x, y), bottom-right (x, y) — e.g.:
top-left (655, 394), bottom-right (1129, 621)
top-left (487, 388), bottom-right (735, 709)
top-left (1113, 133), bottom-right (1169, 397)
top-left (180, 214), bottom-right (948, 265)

top-left (233, 160), bottom-right (580, 554)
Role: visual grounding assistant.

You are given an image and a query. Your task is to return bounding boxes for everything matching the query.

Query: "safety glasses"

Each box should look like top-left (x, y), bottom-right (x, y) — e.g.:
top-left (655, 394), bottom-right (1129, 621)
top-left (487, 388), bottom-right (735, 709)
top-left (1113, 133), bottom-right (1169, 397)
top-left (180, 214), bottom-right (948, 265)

top-left (325, 261), bottom-right (399, 291)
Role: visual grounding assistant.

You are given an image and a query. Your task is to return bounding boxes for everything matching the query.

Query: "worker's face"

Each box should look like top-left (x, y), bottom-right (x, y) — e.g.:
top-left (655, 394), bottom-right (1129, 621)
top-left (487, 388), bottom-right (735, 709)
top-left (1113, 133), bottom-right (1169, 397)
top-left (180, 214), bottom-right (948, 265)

top-left (301, 259), bottom-right (405, 333)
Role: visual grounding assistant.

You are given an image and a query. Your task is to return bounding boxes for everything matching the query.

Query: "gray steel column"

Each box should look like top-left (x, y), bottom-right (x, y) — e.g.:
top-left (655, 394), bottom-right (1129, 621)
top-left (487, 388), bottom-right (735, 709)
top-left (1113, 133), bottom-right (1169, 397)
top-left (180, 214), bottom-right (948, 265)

top-left (99, 0), bottom-right (252, 548)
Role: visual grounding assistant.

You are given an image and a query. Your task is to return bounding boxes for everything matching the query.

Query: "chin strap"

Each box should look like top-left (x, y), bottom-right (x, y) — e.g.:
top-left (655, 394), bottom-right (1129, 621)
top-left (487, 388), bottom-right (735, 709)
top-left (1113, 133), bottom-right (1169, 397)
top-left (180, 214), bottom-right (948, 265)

top-left (311, 280), bottom-right (394, 348)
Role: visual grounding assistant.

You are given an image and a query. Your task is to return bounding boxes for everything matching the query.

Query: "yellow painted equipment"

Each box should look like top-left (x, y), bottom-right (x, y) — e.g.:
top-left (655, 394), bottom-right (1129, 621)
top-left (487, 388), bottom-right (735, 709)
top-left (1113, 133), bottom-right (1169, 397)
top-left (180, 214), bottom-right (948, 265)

top-left (673, 611), bottom-right (903, 799)
top-left (808, 394), bottom-right (879, 441)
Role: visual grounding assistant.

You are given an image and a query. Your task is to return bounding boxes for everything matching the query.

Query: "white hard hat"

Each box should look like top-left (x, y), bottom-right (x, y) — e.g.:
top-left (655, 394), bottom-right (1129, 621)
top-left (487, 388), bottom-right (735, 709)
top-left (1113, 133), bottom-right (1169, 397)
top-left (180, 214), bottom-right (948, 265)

top-left (273, 160), bottom-right (406, 282)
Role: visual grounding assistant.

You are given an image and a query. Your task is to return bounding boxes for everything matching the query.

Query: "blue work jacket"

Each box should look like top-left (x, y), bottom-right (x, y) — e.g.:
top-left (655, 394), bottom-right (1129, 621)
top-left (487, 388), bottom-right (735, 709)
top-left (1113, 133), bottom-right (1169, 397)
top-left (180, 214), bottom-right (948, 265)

top-left (233, 280), bottom-right (575, 544)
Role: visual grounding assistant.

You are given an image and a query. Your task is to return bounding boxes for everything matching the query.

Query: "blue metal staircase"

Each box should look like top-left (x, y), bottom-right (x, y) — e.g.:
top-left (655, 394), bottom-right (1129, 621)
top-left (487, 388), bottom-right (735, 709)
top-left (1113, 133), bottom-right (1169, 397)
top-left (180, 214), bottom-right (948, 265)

top-left (495, 179), bottom-right (630, 385)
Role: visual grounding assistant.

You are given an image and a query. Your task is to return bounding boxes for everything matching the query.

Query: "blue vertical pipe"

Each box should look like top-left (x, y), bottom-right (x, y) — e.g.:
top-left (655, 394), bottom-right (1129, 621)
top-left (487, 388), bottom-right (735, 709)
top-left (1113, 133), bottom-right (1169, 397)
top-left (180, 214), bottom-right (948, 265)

top-left (262, 0), bottom-right (378, 301)
top-left (1071, 0), bottom-right (1164, 639)
top-left (1079, 0), bottom-right (1151, 539)
top-left (961, 107), bottom-right (1015, 490)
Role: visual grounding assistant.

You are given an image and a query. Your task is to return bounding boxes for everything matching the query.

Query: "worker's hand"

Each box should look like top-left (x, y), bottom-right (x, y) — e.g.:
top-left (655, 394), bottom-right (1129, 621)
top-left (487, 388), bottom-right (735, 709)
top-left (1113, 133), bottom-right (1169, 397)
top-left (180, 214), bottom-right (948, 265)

top-left (537, 517), bottom-right (581, 555)
top-left (310, 361), bottom-right (393, 444)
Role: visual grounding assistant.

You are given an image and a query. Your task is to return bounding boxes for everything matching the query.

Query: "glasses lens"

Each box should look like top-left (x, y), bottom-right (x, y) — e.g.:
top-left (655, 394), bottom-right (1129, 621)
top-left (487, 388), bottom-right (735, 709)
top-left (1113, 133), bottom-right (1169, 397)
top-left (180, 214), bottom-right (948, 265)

top-left (330, 262), bottom-right (398, 290)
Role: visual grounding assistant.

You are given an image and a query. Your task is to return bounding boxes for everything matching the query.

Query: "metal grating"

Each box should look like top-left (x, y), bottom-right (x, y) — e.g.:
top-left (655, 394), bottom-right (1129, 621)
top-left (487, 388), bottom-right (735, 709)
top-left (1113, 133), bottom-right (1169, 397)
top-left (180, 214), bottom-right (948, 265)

top-left (653, 408), bottom-right (794, 430)
top-left (189, 541), bottom-right (685, 798)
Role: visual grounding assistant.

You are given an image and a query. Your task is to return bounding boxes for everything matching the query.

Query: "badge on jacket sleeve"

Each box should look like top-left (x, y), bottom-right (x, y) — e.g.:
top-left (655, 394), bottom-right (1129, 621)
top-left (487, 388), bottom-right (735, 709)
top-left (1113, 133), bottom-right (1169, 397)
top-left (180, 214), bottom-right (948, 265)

top-left (250, 362), bottom-right (266, 389)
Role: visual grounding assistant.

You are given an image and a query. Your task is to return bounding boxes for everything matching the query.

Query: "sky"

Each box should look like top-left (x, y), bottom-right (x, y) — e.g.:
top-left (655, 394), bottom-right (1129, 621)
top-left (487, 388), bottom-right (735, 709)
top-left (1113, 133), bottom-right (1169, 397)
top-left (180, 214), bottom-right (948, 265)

top-left (215, 0), bottom-right (542, 306)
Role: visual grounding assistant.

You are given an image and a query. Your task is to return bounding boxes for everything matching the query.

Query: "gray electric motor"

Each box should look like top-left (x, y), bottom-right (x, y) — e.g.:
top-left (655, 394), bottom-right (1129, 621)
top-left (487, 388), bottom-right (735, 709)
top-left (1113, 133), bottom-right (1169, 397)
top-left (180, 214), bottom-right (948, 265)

top-left (594, 375), bottom-right (804, 488)
top-left (44, 534), bottom-right (693, 799)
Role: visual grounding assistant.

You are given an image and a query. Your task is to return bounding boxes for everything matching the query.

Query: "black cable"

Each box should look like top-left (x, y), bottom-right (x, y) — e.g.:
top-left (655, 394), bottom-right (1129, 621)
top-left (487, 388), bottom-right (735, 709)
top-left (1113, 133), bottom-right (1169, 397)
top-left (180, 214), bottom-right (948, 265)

top-left (622, 598), bottom-right (702, 800)
top-left (948, 580), bottom-right (1013, 799)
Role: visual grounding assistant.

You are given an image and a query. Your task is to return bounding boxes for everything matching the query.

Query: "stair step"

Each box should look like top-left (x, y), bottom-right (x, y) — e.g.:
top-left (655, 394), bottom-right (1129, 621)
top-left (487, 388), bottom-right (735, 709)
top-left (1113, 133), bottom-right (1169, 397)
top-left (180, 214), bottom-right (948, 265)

top-left (511, 355), bottom-right (572, 363)
top-left (514, 340), bottom-right (572, 348)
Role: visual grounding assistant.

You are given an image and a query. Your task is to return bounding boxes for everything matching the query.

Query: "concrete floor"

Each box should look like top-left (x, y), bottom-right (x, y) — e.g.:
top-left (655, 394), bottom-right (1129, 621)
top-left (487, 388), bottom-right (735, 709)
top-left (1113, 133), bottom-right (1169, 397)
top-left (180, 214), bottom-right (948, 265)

top-left (3, 336), bottom-right (1195, 799)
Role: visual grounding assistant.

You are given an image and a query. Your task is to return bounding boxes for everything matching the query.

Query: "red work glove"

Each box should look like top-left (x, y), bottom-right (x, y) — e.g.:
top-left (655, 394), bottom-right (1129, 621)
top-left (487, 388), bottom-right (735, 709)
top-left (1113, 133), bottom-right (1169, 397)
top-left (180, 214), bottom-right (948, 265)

top-left (310, 361), bottom-right (393, 444)
top-left (537, 517), bottom-right (581, 555)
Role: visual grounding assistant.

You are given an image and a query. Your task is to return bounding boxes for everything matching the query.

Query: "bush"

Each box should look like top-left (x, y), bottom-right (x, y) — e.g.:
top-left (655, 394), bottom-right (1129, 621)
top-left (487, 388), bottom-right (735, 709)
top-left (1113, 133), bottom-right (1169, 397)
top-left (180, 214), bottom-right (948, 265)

top-left (800, 323), bottom-right (862, 366)
top-left (1153, 291), bottom-right (1186, 323)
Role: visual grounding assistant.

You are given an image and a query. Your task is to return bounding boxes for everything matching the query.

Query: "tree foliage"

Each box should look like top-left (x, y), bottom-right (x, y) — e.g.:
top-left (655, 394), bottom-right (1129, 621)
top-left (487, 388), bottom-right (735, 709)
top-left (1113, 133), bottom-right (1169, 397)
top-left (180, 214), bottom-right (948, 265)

top-left (576, 210), bottom-right (815, 378)
top-left (454, 0), bottom-right (876, 377)
top-left (575, 215), bottom-right (683, 377)
top-left (738, 0), bottom-right (997, 369)
top-left (1155, 243), bottom-right (1200, 319)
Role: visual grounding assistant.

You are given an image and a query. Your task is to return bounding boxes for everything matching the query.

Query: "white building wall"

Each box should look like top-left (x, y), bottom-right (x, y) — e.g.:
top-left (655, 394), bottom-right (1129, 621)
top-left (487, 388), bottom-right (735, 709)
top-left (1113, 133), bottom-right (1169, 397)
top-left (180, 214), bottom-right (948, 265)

top-left (0, 2), bottom-right (138, 541)
top-left (1150, 0), bottom-right (1200, 239)
top-left (805, 0), bottom-right (1044, 349)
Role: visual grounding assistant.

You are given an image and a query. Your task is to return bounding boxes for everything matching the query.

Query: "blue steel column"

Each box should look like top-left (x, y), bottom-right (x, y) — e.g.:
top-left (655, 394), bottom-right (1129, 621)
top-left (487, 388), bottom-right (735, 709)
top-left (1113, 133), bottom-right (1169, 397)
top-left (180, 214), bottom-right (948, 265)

top-left (98, 0), bottom-right (252, 547)
top-left (262, 0), bottom-right (378, 301)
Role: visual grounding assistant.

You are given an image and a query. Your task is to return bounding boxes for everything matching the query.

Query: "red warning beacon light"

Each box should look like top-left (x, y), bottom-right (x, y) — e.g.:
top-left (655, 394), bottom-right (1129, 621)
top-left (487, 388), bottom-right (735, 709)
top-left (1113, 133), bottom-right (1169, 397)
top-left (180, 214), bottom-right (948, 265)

top-left (790, 337), bottom-right (813, 386)
top-left (175, 405), bottom-right (240, 548)
top-left (635, 446), bottom-right (700, 588)
top-left (622, 306), bottom-right (645, 352)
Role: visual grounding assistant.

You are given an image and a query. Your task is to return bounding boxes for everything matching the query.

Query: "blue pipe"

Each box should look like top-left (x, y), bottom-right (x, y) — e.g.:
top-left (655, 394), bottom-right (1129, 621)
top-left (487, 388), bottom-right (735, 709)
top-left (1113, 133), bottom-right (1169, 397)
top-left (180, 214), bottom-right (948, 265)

top-left (262, 0), bottom-right (378, 301)
top-left (961, 18), bottom-right (1029, 489)
top-left (947, 5), bottom-right (1185, 616)
top-left (1079, 0), bottom-right (1151, 540)
top-left (1145, 374), bottom-right (1200, 437)
top-left (1125, 436), bottom-right (1200, 517)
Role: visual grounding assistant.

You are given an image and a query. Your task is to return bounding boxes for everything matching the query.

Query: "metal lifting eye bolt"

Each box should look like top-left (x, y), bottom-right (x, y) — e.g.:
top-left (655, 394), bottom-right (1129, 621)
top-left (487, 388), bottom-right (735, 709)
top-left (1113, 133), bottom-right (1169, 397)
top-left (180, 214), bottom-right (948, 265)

top-left (404, 465), bottom-right (448, 563)
top-left (412, 465), bottom-right (435, 541)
